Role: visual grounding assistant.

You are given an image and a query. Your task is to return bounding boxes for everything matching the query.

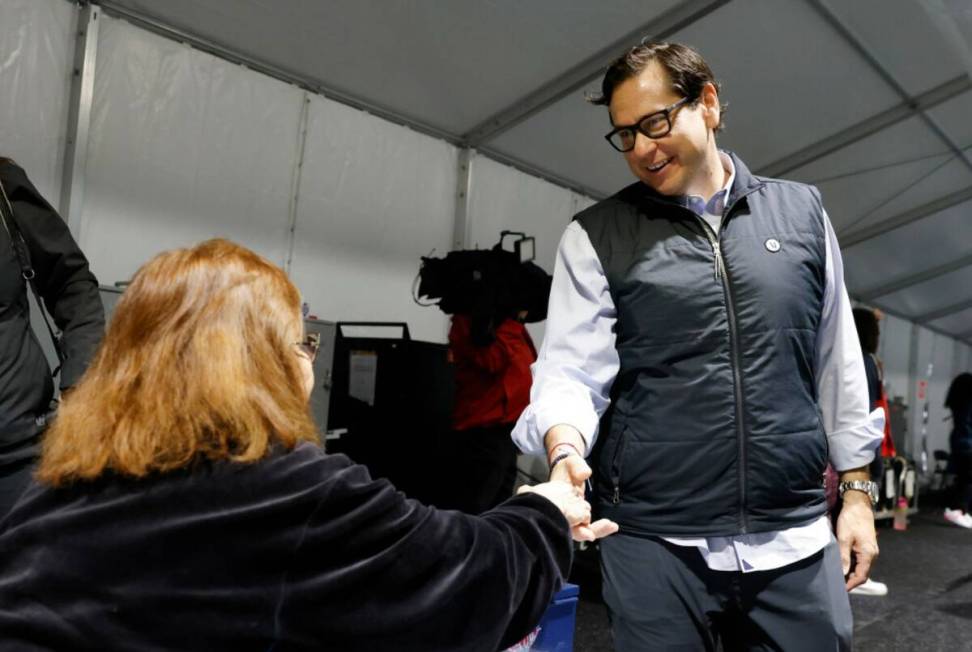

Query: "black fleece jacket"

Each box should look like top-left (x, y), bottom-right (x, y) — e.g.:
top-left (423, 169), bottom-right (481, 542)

top-left (0, 159), bottom-right (104, 457)
top-left (0, 442), bottom-right (572, 651)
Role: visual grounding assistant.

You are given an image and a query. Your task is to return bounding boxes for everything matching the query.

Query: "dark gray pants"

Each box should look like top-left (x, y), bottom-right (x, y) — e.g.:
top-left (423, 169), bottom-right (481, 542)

top-left (600, 534), bottom-right (852, 651)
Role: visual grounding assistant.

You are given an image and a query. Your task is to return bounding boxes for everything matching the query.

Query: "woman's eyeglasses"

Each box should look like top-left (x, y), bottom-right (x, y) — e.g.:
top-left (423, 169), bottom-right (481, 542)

top-left (295, 332), bottom-right (321, 362)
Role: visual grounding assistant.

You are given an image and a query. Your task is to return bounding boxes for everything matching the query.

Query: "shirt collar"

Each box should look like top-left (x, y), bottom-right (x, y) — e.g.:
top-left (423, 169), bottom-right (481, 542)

top-left (676, 151), bottom-right (735, 217)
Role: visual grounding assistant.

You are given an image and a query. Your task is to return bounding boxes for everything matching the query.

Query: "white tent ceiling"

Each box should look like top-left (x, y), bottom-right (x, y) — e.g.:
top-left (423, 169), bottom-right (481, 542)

top-left (94, 0), bottom-right (972, 343)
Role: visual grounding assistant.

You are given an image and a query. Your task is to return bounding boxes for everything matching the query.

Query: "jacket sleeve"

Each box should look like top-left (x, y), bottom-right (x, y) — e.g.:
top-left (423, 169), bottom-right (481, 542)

top-left (281, 456), bottom-right (572, 652)
top-left (0, 161), bottom-right (105, 389)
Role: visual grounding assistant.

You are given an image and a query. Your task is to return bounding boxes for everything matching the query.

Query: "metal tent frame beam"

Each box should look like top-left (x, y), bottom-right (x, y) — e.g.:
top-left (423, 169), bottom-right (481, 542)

top-left (461, 0), bottom-right (731, 147)
top-left (757, 74), bottom-right (971, 178)
top-left (59, 3), bottom-right (100, 234)
top-left (838, 184), bottom-right (972, 248)
top-left (858, 252), bottom-right (972, 301)
top-left (915, 297), bottom-right (972, 324)
top-left (806, 0), bottom-right (972, 176)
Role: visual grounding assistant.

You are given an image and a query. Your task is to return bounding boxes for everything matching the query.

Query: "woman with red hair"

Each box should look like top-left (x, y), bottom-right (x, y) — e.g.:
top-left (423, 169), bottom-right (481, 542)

top-left (0, 239), bottom-right (615, 651)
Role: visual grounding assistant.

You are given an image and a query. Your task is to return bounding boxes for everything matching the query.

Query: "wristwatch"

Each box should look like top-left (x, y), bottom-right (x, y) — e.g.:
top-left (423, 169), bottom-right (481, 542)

top-left (838, 480), bottom-right (879, 505)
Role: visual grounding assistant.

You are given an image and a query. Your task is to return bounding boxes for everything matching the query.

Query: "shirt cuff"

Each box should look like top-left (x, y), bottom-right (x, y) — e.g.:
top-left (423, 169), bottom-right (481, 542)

top-left (828, 407), bottom-right (885, 472)
top-left (534, 404), bottom-right (596, 457)
top-left (511, 404), bottom-right (597, 457)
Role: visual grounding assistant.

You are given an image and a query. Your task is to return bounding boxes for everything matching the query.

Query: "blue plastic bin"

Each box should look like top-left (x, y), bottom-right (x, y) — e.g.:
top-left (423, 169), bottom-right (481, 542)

top-left (530, 583), bottom-right (579, 651)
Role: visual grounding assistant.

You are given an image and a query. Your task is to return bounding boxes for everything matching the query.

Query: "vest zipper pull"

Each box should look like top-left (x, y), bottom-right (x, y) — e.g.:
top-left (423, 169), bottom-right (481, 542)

top-left (612, 486), bottom-right (620, 504)
top-left (712, 242), bottom-right (724, 280)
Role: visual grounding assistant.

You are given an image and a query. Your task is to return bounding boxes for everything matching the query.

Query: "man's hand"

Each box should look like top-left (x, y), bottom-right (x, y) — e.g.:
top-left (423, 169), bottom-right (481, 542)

top-left (539, 423), bottom-right (618, 540)
top-left (544, 424), bottom-right (588, 496)
top-left (549, 455), bottom-right (590, 497)
top-left (835, 491), bottom-right (879, 591)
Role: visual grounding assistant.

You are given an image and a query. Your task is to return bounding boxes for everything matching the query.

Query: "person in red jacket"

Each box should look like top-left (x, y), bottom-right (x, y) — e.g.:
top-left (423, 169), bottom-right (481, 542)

top-left (447, 310), bottom-right (537, 514)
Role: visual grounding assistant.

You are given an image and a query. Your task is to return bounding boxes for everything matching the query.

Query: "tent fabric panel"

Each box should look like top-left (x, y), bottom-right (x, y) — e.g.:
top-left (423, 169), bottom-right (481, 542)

top-left (466, 154), bottom-right (585, 346)
top-left (288, 93), bottom-right (458, 343)
top-left (874, 311), bottom-right (913, 402)
top-left (820, 0), bottom-right (968, 97)
top-left (486, 84), bottom-right (634, 197)
top-left (467, 155), bottom-right (575, 272)
top-left (675, 0), bottom-right (901, 171)
top-left (490, 0), bottom-right (904, 197)
top-left (875, 267), bottom-right (972, 321)
top-left (788, 116), bottom-right (945, 190)
top-left (786, 116), bottom-right (950, 234)
top-left (925, 306), bottom-right (972, 339)
top-left (101, 0), bottom-right (685, 135)
top-left (0, 0), bottom-right (77, 202)
top-left (854, 157), bottom-right (972, 231)
top-left (925, 89), bottom-right (972, 152)
top-left (79, 14), bottom-right (305, 285)
top-left (841, 197), bottom-right (972, 291)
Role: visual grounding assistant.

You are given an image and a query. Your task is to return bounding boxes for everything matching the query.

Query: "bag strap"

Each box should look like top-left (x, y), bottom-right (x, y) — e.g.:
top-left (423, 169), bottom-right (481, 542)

top-left (0, 176), bottom-right (66, 371)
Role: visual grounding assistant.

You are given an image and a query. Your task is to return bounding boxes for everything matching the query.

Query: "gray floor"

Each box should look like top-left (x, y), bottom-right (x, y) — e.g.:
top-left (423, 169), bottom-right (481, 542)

top-left (568, 508), bottom-right (972, 651)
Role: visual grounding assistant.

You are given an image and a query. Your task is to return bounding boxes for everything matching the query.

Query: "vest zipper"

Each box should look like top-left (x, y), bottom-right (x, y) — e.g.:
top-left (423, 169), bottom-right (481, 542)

top-left (698, 212), bottom-right (748, 533)
top-left (712, 241), bottom-right (725, 280)
top-left (610, 428), bottom-right (629, 505)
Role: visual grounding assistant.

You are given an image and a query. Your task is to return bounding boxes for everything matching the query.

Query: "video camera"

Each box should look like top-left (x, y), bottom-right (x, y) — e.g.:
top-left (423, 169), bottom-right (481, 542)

top-left (415, 231), bottom-right (552, 340)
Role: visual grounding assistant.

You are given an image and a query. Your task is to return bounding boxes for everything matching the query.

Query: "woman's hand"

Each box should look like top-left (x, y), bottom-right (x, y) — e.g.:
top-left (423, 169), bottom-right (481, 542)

top-left (518, 481), bottom-right (618, 542)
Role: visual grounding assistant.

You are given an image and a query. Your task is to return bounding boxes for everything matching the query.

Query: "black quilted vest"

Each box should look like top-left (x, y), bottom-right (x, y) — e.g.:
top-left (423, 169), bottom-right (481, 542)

top-left (578, 153), bottom-right (829, 537)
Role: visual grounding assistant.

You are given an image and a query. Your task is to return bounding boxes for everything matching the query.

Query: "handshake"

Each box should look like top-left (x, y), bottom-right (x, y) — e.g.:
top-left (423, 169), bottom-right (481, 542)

top-left (517, 454), bottom-right (618, 542)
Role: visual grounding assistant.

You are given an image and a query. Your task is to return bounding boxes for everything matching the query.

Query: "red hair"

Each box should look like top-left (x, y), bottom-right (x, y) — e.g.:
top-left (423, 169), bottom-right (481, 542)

top-left (38, 239), bottom-right (318, 485)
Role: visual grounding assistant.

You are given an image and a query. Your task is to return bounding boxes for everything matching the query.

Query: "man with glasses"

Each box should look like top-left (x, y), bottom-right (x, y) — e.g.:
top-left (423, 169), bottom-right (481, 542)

top-left (512, 41), bottom-right (882, 650)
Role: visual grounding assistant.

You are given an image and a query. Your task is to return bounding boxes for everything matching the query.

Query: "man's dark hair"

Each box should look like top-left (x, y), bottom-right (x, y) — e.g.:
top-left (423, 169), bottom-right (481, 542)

top-left (588, 41), bottom-right (726, 131)
top-left (852, 307), bottom-right (880, 355)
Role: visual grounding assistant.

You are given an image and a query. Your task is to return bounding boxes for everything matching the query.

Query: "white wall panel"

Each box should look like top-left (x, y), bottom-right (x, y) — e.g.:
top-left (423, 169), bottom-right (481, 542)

top-left (467, 155), bottom-right (573, 271)
top-left (877, 311), bottom-right (912, 404)
top-left (0, 0), bottom-right (76, 201)
top-left (79, 15), bottom-right (304, 284)
top-left (289, 94), bottom-right (457, 343)
top-left (467, 154), bottom-right (585, 346)
top-left (913, 327), bottom-right (957, 462)
top-left (870, 313), bottom-right (970, 462)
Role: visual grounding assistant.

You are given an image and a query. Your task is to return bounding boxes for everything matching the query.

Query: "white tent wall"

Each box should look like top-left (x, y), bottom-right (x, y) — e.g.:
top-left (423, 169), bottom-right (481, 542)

top-left (78, 14), bottom-right (303, 285)
top-left (466, 153), bottom-right (597, 347)
top-left (872, 312), bottom-right (972, 466)
top-left (0, 0), bottom-right (76, 202)
top-left (876, 312), bottom-right (912, 406)
top-left (287, 93), bottom-right (458, 343)
top-left (913, 327), bottom-right (964, 466)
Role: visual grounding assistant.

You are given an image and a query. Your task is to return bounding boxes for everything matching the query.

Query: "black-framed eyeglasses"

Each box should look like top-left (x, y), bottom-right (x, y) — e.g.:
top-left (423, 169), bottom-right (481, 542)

top-left (295, 332), bottom-right (321, 362)
top-left (604, 96), bottom-right (695, 152)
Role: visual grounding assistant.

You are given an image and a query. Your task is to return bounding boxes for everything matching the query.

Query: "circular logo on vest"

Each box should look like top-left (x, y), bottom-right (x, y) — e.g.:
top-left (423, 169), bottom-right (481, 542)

top-left (764, 238), bottom-right (781, 253)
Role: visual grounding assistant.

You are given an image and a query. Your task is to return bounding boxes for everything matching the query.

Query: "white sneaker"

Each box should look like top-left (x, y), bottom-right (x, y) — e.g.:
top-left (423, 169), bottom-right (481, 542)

top-left (944, 508), bottom-right (972, 529)
top-left (850, 578), bottom-right (888, 596)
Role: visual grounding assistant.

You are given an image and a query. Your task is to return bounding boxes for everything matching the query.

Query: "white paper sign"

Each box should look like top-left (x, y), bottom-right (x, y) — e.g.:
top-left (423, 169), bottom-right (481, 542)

top-left (348, 350), bottom-right (378, 406)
